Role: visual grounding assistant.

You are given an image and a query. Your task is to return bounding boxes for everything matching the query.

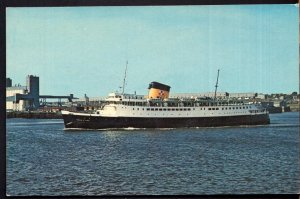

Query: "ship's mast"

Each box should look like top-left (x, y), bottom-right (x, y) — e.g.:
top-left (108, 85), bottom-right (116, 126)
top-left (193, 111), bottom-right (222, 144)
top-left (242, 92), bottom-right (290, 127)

top-left (122, 61), bottom-right (128, 95)
top-left (214, 69), bottom-right (220, 104)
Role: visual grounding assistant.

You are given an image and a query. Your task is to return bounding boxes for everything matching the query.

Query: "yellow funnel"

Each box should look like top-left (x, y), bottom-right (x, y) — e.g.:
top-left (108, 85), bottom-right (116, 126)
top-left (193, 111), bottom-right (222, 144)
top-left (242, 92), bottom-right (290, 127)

top-left (148, 82), bottom-right (171, 99)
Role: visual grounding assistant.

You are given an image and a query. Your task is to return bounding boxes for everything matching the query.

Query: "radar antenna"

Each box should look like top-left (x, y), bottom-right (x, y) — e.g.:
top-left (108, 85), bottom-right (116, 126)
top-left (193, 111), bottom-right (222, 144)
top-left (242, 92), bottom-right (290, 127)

top-left (214, 69), bottom-right (220, 104)
top-left (122, 61), bottom-right (128, 94)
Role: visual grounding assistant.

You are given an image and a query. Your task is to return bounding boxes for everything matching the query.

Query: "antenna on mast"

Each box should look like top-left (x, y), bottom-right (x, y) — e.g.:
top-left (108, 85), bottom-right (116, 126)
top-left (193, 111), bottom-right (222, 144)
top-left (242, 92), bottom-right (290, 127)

top-left (214, 69), bottom-right (220, 104)
top-left (122, 61), bottom-right (128, 94)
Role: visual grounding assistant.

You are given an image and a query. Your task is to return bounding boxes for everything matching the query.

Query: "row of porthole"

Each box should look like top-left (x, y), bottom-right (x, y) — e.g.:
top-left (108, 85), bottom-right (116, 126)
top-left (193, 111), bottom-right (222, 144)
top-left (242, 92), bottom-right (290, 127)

top-left (126, 109), bottom-right (249, 115)
top-left (127, 107), bottom-right (251, 111)
top-left (210, 112), bottom-right (248, 114)
top-left (210, 106), bottom-right (250, 110)
top-left (117, 105), bottom-right (252, 111)
top-left (129, 107), bottom-right (193, 111)
top-left (133, 113), bottom-right (190, 116)
top-left (124, 112), bottom-right (249, 117)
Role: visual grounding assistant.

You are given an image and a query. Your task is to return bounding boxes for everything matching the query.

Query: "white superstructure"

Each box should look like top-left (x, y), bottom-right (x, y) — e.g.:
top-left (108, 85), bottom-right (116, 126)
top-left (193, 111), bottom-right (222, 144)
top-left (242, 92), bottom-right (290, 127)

top-left (63, 92), bottom-right (267, 118)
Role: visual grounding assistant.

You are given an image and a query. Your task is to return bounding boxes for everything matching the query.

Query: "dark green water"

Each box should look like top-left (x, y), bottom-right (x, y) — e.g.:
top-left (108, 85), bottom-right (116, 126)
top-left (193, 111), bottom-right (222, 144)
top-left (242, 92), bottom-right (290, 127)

top-left (6, 112), bottom-right (300, 195)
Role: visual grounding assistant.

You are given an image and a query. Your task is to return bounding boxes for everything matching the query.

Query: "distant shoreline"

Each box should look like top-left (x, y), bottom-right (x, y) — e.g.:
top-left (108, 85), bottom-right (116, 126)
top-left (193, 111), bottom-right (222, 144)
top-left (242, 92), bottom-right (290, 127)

top-left (6, 111), bottom-right (62, 119)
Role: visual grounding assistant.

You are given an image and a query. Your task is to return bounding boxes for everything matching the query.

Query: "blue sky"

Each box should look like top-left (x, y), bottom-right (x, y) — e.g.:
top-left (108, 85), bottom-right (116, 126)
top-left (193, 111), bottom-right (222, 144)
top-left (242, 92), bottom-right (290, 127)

top-left (6, 5), bottom-right (299, 98)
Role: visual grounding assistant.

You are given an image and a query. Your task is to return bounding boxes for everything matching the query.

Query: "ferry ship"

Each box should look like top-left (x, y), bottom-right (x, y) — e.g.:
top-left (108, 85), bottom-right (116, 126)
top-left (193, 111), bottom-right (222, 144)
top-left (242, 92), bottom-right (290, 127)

top-left (61, 81), bottom-right (270, 129)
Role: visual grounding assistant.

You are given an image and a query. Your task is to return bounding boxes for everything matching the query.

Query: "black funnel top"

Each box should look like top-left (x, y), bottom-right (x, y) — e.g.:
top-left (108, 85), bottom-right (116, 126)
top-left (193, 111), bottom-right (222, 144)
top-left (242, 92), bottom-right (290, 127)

top-left (148, 82), bottom-right (171, 91)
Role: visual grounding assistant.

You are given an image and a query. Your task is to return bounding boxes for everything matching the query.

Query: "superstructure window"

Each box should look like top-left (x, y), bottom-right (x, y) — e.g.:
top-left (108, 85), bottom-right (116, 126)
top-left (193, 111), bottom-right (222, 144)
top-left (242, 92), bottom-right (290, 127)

top-left (151, 108), bottom-right (154, 111)
top-left (155, 108), bottom-right (158, 111)
top-left (216, 108), bottom-right (219, 110)
top-left (208, 108), bottom-right (211, 110)
top-left (159, 108), bottom-right (162, 111)
top-left (147, 108), bottom-right (150, 111)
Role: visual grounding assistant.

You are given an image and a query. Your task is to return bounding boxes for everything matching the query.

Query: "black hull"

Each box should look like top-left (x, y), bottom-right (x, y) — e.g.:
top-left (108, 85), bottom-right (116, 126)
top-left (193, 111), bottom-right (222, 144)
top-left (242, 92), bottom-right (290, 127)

top-left (62, 114), bottom-right (270, 129)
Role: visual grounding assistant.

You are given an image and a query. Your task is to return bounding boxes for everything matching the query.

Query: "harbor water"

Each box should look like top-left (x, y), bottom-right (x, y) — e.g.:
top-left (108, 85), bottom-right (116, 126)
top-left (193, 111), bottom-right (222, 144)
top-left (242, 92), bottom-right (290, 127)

top-left (6, 112), bottom-right (300, 195)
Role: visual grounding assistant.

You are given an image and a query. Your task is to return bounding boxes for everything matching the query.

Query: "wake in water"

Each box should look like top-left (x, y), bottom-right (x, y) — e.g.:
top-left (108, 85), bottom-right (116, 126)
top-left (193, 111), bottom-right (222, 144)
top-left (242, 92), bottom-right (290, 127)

top-left (63, 127), bottom-right (175, 131)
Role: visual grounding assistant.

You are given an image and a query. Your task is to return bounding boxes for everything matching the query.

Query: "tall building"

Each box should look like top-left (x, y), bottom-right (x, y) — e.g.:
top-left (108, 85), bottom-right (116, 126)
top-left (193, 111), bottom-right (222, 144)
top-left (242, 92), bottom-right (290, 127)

top-left (26, 75), bottom-right (40, 108)
top-left (6, 78), bottom-right (12, 87)
top-left (6, 75), bottom-right (40, 111)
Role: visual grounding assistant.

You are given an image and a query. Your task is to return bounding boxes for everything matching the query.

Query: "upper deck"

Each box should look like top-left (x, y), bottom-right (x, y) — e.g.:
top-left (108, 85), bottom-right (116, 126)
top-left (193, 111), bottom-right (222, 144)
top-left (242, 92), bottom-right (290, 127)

top-left (104, 92), bottom-right (257, 108)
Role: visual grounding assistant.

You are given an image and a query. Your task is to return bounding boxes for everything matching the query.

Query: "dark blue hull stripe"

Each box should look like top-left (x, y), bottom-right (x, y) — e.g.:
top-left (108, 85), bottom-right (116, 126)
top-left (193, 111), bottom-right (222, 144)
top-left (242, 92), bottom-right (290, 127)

top-left (62, 114), bottom-right (270, 129)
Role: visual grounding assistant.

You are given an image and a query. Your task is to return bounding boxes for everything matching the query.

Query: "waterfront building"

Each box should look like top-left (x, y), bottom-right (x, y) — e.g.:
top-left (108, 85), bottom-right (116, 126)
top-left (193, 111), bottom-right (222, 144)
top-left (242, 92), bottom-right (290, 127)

top-left (6, 85), bottom-right (29, 111)
top-left (6, 75), bottom-right (40, 111)
top-left (6, 75), bottom-right (77, 112)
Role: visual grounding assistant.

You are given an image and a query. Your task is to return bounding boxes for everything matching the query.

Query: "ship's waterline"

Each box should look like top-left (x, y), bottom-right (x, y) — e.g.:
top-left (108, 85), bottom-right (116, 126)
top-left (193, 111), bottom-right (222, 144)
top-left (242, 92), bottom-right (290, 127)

top-left (62, 114), bottom-right (270, 129)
